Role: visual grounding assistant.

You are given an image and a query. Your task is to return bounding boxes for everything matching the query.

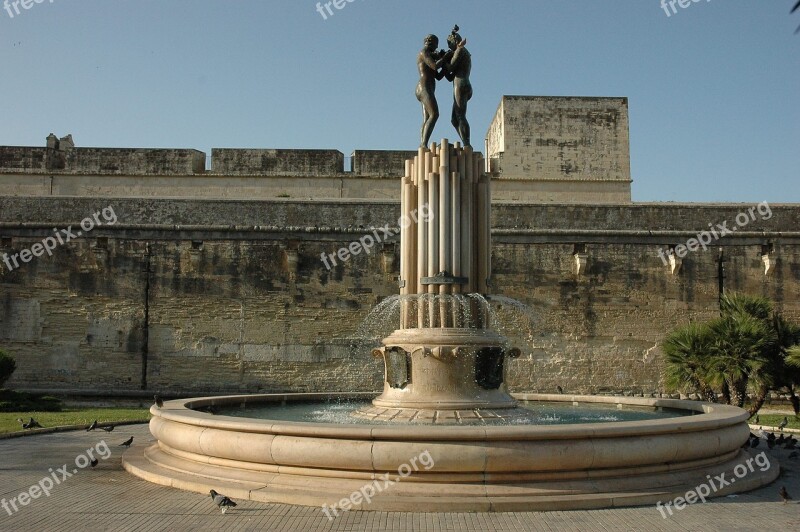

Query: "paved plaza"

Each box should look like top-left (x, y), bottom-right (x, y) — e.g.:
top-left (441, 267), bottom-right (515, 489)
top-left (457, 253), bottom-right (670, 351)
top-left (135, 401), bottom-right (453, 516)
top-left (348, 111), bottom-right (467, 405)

top-left (0, 424), bottom-right (798, 531)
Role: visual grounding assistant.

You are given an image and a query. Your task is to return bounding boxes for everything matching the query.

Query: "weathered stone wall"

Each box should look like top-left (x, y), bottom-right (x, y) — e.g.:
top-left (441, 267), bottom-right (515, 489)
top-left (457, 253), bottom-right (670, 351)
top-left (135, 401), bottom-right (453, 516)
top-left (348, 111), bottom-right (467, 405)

top-left (0, 174), bottom-right (400, 200)
top-left (0, 173), bottom-right (630, 203)
top-left (487, 96), bottom-right (631, 182)
top-left (351, 150), bottom-right (418, 176)
top-left (0, 198), bottom-right (797, 395)
top-left (210, 149), bottom-right (344, 176)
top-left (0, 146), bottom-right (206, 175)
top-left (0, 94), bottom-right (634, 204)
top-left (0, 147), bottom-right (49, 171)
top-left (486, 96), bottom-right (632, 203)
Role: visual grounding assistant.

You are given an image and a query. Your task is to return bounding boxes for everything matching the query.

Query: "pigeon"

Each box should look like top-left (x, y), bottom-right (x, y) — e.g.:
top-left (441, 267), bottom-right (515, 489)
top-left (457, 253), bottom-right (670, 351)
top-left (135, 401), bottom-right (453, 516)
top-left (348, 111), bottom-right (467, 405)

top-left (86, 420), bottom-right (98, 432)
top-left (777, 434), bottom-right (786, 445)
top-left (23, 418), bottom-right (43, 429)
top-left (556, 386), bottom-right (564, 394)
top-left (120, 437), bottom-right (134, 448)
top-left (154, 394), bottom-right (163, 408)
top-left (102, 425), bottom-right (115, 432)
top-left (90, 458), bottom-right (99, 468)
top-left (768, 438), bottom-right (775, 449)
top-left (755, 415), bottom-right (760, 424)
top-left (210, 490), bottom-right (237, 514)
top-left (778, 417), bottom-right (788, 431)
top-left (779, 486), bottom-right (791, 504)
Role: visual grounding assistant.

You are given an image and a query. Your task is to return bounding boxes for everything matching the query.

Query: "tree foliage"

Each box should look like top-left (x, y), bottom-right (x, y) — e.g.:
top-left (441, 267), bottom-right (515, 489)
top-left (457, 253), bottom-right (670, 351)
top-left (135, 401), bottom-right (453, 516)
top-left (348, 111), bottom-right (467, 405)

top-left (0, 351), bottom-right (16, 389)
top-left (661, 293), bottom-right (799, 416)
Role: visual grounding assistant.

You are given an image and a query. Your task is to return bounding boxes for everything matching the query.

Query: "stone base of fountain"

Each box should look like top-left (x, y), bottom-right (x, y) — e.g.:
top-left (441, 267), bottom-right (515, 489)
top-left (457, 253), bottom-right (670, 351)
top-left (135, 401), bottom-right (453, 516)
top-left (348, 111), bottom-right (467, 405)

top-left (124, 394), bottom-right (778, 512)
top-left (352, 328), bottom-right (522, 423)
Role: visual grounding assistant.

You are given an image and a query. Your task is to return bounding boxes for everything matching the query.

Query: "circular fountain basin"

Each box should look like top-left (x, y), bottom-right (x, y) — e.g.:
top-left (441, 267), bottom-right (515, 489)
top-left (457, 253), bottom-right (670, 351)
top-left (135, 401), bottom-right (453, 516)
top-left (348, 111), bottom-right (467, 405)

top-left (123, 393), bottom-right (778, 512)
top-left (215, 397), bottom-right (691, 425)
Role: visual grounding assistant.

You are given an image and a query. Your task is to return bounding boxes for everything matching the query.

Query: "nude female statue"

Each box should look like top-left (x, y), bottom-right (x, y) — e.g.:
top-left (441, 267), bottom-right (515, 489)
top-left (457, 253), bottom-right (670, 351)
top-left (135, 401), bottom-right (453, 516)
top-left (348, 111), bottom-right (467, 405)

top-left (416, 35), bottom-right (451, 148)
top-left (441, 26), bottom-right (472, 147)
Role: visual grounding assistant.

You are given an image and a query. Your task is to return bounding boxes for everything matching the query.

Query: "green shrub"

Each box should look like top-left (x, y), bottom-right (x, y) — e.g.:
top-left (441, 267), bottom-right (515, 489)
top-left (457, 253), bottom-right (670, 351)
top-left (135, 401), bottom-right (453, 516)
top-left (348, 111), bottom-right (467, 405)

top-left (0, 351), bottom-right (15, 389)
top-left (0, 390), bottom-right (62, 412)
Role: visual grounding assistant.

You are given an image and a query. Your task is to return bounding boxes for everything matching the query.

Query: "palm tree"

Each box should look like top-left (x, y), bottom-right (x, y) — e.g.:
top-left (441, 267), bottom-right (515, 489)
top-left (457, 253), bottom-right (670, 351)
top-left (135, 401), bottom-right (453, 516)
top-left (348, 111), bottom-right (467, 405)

top-left (720, 292), bottom-right (772, 321)
top-left (741, 312), bottom-right (799, 416)
top-left (719, 293), bottom-right (794, 415)
top-left (788, 345), bottom-right (800, 368)
top-left (662, 293), bottom-right (797, 412)
top-left (662, 323), bottom-right (717, 401)
top-left (706, 312), bottom-right (775, 408)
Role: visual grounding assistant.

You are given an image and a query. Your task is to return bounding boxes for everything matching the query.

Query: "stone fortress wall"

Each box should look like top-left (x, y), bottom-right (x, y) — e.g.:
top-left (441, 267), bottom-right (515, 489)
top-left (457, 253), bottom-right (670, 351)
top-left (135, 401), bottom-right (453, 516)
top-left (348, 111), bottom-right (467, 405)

top-left (0, 96), bottom-right (797, 396)
top-left (0, 97), bottom-right (631, 204)
top-left (1, 198), bottom-right (797, 396)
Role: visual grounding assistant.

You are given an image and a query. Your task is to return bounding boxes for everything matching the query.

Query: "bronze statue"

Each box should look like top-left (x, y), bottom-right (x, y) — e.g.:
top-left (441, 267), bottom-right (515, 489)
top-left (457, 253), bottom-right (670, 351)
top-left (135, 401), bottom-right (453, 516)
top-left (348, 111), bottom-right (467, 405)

top-left (416, 27), bottom-right (472, 148)
top-left (416, 35), bottom-right (448, 148)
top-left (442, 26), bottom-right (472, 148)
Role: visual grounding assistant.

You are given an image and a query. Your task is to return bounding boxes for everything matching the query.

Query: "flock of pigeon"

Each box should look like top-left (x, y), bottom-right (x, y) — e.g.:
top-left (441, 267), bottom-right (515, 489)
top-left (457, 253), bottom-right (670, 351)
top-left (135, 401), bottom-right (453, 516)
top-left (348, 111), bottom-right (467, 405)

top-left (18, 418), bottom-right (132, 442)
top-left (745, 416), bottom-right (798, 505)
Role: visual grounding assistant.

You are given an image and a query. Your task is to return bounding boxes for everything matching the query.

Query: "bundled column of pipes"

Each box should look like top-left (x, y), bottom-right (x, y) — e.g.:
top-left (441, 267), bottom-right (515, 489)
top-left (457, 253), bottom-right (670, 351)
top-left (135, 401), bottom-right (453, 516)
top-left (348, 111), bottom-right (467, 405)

top-left (399, 140), bottom-right (491, 330)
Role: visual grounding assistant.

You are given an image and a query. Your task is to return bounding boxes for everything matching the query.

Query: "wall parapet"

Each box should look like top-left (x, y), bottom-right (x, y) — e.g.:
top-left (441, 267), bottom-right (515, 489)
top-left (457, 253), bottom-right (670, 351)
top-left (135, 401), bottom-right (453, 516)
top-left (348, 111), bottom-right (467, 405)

top-left (351, 150), bottom-right (418, 176)
top-left (0, 197), bottom-right (797, 234)
top-left (210, 149), bottom-right (344, 176)
top-left (0, 146), bottom-right (206, 175)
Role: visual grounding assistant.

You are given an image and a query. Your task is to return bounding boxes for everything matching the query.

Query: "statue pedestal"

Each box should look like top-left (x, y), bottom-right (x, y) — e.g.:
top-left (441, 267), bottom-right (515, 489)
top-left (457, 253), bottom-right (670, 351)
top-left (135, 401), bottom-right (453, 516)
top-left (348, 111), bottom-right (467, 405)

top-left (353, 141), bottom-right (524, 424)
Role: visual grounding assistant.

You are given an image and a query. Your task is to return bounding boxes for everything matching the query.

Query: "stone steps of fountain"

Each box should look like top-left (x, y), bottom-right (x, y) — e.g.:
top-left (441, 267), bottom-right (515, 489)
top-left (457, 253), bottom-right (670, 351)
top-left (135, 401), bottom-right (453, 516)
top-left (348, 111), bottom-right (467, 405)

top-left (124, 444), bottom-right (779, 512)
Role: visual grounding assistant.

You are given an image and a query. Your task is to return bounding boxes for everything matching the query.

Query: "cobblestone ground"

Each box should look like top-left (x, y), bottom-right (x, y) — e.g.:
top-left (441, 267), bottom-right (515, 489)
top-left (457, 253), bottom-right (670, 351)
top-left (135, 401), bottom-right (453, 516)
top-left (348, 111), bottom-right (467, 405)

top-left (0, 425), bottom-right (798, 531)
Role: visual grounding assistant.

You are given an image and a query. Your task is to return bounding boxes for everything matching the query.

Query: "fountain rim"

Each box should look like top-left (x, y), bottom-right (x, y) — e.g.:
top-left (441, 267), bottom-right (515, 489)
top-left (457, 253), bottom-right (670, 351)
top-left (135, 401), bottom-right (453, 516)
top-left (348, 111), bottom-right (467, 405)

top-left (152, 392), bottom-right (749, 441)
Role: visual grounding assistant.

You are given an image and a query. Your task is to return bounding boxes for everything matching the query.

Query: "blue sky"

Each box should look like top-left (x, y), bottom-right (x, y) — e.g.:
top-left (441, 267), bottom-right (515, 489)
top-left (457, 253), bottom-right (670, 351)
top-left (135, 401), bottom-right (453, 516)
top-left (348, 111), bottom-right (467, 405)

top-left (1, 0), bottom-right (798, 202)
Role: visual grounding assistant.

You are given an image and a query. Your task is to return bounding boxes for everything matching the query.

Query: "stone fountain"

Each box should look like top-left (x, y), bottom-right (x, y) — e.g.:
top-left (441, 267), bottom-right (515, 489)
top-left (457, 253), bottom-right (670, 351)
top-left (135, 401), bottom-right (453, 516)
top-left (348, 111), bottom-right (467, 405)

top-left (124, 28), bottom-right (778, 512)
top-left (124, 137), bottom-right (778, 509)
top-left (354, 141), bottom-right (525, 424)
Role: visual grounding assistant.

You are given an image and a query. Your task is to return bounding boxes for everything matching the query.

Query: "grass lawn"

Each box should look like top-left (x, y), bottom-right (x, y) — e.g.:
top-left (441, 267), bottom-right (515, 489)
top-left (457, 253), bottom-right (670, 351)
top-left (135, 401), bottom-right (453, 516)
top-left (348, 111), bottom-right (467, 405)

top-left (0, 408), bottom-right (150, 435)
top-left (752, 413), bottom-right (800, 430)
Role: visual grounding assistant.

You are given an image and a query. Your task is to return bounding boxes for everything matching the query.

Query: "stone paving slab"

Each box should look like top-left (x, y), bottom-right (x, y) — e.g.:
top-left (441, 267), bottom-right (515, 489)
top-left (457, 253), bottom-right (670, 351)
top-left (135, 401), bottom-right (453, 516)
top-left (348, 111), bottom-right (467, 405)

top-left (0, 424), bottom-right (798, 531)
